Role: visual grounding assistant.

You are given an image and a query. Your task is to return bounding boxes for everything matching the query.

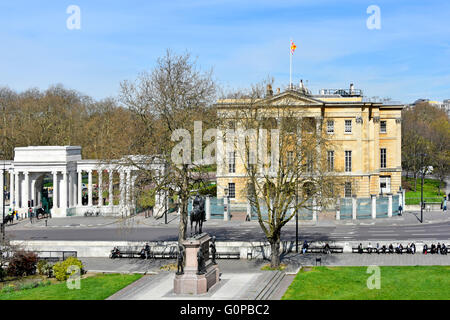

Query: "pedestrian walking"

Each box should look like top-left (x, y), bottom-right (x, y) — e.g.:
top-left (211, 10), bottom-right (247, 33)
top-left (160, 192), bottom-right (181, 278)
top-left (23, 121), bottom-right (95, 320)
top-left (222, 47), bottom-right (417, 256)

top-left (442, 197), bottom-right (447, 212)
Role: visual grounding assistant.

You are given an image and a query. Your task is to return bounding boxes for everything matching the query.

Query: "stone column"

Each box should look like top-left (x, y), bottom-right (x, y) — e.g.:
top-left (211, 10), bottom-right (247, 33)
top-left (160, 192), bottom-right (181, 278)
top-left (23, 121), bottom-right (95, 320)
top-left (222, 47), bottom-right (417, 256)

top-left (387, 193), bottom-right (393, 217)
top-left (0, 170), bottom-right (3, 212)
top-left (126, 170), bottom-right (131, 215)
top-left (335, 204), bottom-right (340, 220)
top-left (61, 171), bottom-right (68, 210)
top-left (77, 170), bottom-right (82, 206)
top-left (23, 171), bottom-right (30, 209)
top-left (14, 172), bottom-right (19, 209)
top-left (223, 196), bottom-right (229, 221)
top-left (371, 194), bottom-right (377, 219)
top-left (312, 198), bottom-right (317, 222)
top-left (88, 170), bottom-right (93, 207)
top-left (108, 169), bottom-right (113, 207)
top-left (352, 196), bottom-right (357, 220)
top-left (31, 178), bottom-right (36, 207)
top-left (52, 171), bottom-right (58, 210)
top-left (398, 191), bottom-right (403, 211)
top-left (9, 171), bottom-right (14, 210)
top-left (98, 168), bottom-right (103, 206)
top-left (246, 199), bottom-right (252, 221)
top-left (68, 171), bottom-right (73, 207)
top-left (206, 196), bottom-right (211, 220)
top-left (315, 117), bottom-right (322, 170)
top-left (119, 170), bottom-right (125, 213)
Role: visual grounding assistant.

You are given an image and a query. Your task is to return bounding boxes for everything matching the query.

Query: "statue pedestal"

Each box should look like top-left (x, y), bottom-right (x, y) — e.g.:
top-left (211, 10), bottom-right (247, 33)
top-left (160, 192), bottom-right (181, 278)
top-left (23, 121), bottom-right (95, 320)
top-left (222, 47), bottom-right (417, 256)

top-left (174, 233), bottom-right (220, 295)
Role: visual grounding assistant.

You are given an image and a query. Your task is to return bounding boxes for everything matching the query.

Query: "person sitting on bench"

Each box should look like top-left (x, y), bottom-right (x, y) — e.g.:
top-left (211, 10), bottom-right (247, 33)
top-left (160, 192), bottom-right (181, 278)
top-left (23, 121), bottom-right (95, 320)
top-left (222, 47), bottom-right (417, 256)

top-left (423, 244), bottom-right (428, 254)
top-left (302, 240), bottom-right (309, 254)
top-left (397, 243), bottom-right (403, 254)
top-left (441, 244), bottom-right (447, 255)
top-left (431, 243), bottom-right (436, 254)
top-left (388, 243), bottom-right (394, 254)
top-left (367, 243), bottom-right (373, 254)
top-left (381, 245), bottom-right (387, 253)
top-left (406, 243), bottom-right (412, 254)
top-left (358, 243), bottom-right (363, 254)
top-left (376, 243), bottom-right (380, 254)
top-left (411, 243), bottom-right (416, 254)
top-left (323, 243), bottom-right (331, 254)
top-left (437, 243), bottom-right (442, 255)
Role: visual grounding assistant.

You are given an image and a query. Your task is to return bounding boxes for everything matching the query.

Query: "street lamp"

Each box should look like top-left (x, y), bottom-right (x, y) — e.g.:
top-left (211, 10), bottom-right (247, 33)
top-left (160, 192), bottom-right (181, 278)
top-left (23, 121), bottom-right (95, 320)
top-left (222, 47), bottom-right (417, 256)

top-left (420, 153), bottom-right (427, 223)
top-left (224, 187), bottom-right (229, 220)
top-left (295, 180), bottom-right (299, 253)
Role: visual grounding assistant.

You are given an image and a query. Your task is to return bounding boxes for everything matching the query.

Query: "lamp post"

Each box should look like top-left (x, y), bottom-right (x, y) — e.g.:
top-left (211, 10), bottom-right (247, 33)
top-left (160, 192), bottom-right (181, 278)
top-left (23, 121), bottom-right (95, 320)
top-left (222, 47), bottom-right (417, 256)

top-left (224, 187), bottom-right (229, 221)
top-left (420, 153), bottom-right (427, 223)
top-left (295, 180), bottom-right (299, 253)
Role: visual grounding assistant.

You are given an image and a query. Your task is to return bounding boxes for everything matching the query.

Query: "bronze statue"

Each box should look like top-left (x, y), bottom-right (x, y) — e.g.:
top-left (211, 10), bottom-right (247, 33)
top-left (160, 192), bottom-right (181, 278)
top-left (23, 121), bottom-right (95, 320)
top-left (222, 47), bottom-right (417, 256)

top-left (190, 193), bottom-right (206, 236)
top-left (176, 245), bottom-right (185, 275)
top-left (197, 248), bottom-right (206, 275)
top-left (210, 236), bottom-right (217, 265)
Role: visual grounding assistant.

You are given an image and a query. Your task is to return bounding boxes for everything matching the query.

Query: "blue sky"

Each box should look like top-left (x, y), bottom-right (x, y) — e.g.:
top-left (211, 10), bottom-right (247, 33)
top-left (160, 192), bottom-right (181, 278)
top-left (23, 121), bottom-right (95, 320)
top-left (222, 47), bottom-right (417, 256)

top-left (0, 0), bottom-right (449, 103)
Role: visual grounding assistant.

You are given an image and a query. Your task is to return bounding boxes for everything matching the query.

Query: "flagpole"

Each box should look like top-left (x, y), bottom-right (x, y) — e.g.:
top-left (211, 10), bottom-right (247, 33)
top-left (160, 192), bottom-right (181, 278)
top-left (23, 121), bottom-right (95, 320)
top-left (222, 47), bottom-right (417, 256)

top-left (289, 39), bottom-right (292, 89)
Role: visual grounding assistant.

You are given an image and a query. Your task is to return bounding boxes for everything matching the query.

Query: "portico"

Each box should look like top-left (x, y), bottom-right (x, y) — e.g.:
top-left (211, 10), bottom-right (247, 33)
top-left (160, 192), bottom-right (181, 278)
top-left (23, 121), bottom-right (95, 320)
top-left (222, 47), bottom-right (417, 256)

top-left (0, 146), bottom-right (166, 218)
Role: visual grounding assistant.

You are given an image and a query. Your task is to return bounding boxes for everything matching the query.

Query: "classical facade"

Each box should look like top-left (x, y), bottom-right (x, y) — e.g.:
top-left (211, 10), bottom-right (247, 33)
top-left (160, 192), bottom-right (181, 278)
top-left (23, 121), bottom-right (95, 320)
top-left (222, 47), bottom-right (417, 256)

top-left (0, 146), bottom-right (167, 218)
top-left (215, 83), bottom-right (403, 205)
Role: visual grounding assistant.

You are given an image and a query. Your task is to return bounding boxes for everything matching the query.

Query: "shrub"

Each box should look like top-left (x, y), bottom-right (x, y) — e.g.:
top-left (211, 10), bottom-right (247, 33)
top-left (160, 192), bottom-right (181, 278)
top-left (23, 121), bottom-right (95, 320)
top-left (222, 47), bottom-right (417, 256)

top-left (0, 265), bottom-right (6, 282)
top-left (7, 251), bottom-right (38, 277)
top-left (52, 257), bottom-right (84, 281)
top-left (37, 260), bottom-right (48, 275)
top-left (1, 285), bottom-right (15, 293)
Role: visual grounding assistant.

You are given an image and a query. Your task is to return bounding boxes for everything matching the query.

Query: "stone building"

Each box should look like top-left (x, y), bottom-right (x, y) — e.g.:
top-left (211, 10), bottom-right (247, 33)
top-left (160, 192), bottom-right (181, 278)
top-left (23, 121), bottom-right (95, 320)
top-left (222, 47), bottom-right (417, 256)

top-left (215, 82), bottom-right (403, 206)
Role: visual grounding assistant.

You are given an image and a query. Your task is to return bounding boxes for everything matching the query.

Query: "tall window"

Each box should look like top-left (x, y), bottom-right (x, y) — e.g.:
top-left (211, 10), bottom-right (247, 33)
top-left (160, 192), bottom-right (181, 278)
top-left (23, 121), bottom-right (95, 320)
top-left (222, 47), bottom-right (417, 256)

top-left (344, 182), bottom-right (352, 198)
top-left (327, 120), bottom-right (334, 134)
top-left (287, 151), bottom-right (294, 166)
top-left (228, 183), bottom-right (235, 199)
top-left (380, 121), bottom-right (387, 133)
top-left (345, 151), bottom-right (352, 172)
top-left (228, 152), bottom-right (235, 173)
top-left (247, 151), bottom-right (256, 171)
top-left (380, 148), bottom-right (387, 168)
top-left (327, 150), bottom-right (334, 171)
top-left (345, 120), bottom-right (352, 133)
top-left (306, 152), bottom-right (314, 172)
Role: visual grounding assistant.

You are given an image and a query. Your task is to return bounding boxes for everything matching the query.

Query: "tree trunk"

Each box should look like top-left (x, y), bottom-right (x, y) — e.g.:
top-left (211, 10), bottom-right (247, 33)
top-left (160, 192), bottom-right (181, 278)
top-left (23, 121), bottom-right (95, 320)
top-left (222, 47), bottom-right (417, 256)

top-left (269, 233), bottom-right (281, 268)
top-left (179, 197), bottom-right (188, 245)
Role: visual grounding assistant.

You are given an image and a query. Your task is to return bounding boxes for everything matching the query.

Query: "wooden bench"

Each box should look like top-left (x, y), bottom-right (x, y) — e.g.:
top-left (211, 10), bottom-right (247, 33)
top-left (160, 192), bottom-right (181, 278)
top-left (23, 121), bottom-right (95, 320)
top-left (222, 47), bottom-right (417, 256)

top-left (215, 251), bottom-right (240, 259)
top-left (304, 246), bottom-right (343, 254)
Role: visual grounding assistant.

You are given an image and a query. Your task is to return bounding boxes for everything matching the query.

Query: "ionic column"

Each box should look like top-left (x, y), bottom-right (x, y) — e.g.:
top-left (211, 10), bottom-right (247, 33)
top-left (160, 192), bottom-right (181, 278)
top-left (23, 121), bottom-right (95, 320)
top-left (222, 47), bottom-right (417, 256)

top-left (68, 171), bottom-right (73, 207)
top-left (9, 171), bottom-right (14, 210)
top-left (52, 171), bottom-right (58, 210)
top-left (119, 170), bottom-right (125, 210)
top-left (88, 170), bottom-right (93, 206)
top-left (61, 171), bottom-right (68, 210)
top-left (108, 169), bottom-right (113, 207)
top-left (0, 170), bottom-right (4, 211)
top-left (31, 178), bottom-right (36, 207)
top-left (77, 170), bottom-right (82, 207)
top-left (126, 170), bottom-right (131, 215)
top-left (14, 172), bottom-right (19, 209)
top-left (98, 168), bottom-right (103, 206)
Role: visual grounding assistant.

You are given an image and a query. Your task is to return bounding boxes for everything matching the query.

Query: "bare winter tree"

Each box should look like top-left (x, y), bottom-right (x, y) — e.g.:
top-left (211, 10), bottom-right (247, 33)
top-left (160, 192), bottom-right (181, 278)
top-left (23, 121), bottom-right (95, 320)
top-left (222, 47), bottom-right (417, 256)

top-left (119, 50), bottom-right (217, 243)
top-left (220, 82), bottom-right (342, 267)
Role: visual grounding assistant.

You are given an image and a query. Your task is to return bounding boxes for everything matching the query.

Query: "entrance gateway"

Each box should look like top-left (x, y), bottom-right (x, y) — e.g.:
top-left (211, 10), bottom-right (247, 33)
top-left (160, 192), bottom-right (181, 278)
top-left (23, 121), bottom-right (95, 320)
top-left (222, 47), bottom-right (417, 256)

top-left (0, 146), bottom-right (167, 218)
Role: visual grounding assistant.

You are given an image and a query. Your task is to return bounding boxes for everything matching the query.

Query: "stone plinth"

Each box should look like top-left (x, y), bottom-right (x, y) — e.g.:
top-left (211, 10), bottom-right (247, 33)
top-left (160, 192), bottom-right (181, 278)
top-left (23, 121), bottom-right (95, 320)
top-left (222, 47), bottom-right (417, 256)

top-left (174, 233), bottom-right (220, 295)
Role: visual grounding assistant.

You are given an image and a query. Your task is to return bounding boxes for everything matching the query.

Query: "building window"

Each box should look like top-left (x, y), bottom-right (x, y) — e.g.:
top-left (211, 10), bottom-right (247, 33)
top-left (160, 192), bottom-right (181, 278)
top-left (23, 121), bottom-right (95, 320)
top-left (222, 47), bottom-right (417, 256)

top-left (327, 120), bottom-right (334, 134)
top-left (345, 151), bottom-right (352, 172)
top-left (380, 148), bottom-right (387, 168)
top-left (345, 120), bottom-right (352, 133)
top-left (287, 151), bottom-right (294, 166)
top-left (228, 183), bottom-right (235, 199)
top-left (306, 152), bottom-right (314, 172)
top-left (228, 152), bottom-right (235, 173)
top-left (247, 151), bottom-right (256, 171)
top-left (344, 182), bottom-right (352, 198)
top-left (327, 151), bottom-right (334, 171)
top-left (380, 121), bottom-right (387, 133)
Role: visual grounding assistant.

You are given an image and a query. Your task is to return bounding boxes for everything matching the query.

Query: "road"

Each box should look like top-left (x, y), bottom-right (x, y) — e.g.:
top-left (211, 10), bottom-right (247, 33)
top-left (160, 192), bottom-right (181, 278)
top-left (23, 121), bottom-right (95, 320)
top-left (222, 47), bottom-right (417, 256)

top-left (7, 221), bottom-right (450, 241)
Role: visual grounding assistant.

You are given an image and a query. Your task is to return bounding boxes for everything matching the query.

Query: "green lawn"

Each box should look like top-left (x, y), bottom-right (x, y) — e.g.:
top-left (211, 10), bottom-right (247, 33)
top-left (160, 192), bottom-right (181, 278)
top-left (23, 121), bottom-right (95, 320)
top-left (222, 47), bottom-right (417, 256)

top-left (282, 266), bottom-right (450, 300)
top-left (0, 273), bottom-right (142, 300)
top-left (403, 177), bottom-right (446, 205)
